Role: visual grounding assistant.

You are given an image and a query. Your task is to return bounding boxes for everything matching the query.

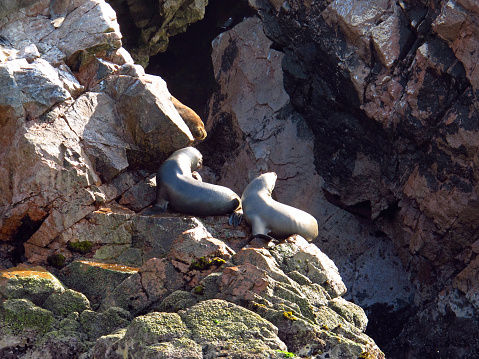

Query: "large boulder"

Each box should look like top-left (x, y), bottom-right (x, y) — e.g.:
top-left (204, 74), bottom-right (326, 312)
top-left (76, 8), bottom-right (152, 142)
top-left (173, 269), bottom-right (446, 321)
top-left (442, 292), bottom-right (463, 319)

top-left (0, 0), bottom-right (206, 266)
top-left (92, 299), bottom-right (288, 358)
top-left (0, 264), bottom-right (65, 306)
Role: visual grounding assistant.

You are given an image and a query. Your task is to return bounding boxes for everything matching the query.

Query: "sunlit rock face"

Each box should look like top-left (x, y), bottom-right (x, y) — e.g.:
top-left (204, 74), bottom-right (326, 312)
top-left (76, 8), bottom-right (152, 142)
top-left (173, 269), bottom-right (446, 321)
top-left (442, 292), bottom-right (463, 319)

top-left (2, 0), bottom-right (479, 357)
top-left (0, 0), bottom-right (200, 266)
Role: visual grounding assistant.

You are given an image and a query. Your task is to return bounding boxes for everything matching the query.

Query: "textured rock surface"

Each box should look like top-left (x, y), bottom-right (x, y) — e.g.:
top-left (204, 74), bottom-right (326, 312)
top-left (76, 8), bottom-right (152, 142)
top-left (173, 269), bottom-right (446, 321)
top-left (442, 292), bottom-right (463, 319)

top-left (106, 0), bottom-right (209, 66)
top-left (5, 0), bottom-right (479, 357)
top-left (94, 300), bottom-right (288, 358)
top-left (0, 223), bottom-right (383, 358)
top-left (200, 10), bottom-right (415, 338)
top-left (0, 265), bottom-right (65, 306)
top-left (0, 0), bottom-right (205, 268)
top-left (195, 0), bottom-right (479, 357)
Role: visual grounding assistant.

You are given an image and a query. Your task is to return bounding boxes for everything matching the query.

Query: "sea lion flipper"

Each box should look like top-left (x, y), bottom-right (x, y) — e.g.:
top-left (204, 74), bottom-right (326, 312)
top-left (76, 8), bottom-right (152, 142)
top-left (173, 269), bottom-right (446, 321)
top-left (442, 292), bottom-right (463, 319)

top-left (250, 218), bottom-right (269, 238)
top-left (155, 190), bottom-right (169, 212)
top-left (141, 205), bottom-right (166, 215)
top-left (155, 199), bottom-right (168, 212)
top-left (154, 185), bottom-right (170, 212)
top-left (229, 210), bottom-right (243, 227)
top-left (247, 233), bottom-right (276, 243)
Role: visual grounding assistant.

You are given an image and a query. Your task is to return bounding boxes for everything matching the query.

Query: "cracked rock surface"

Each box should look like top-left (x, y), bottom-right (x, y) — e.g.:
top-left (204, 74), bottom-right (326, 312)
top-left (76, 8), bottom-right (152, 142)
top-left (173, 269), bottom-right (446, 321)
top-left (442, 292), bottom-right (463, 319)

top-left (0, 230), bottom-right (384, 358)
top-left (198, 0), bottom-right (479, 357)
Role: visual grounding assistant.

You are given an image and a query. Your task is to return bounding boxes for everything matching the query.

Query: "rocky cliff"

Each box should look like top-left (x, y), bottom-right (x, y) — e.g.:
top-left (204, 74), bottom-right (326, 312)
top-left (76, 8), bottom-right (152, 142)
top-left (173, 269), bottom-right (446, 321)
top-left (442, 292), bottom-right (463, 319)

top-left (143, 0), bottom-right (479, 357)
top-left (0, 0), bottom-right (384, 358)
top-left (1, 0), bottom-right (478, 358)
top-left (187, 0), bottom-right (478, 357)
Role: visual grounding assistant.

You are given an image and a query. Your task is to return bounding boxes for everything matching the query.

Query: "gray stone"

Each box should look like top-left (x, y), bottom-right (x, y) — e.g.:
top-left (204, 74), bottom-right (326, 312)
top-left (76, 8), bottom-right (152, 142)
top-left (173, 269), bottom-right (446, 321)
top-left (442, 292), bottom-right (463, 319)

top-left (58, 260), bottom-right (138, 305)
top-left (80, 307), bottom-right (131, 340)
top-left (43, 289), bottom-right (91, 317)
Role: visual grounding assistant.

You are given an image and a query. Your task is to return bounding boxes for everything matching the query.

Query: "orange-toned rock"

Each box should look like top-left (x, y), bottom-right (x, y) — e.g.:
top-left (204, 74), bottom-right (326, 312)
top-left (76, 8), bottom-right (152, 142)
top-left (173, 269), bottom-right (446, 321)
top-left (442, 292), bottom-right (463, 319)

top-left (0, 264), bottom-right (65, 305)
top-left (58, 260), bottom-right (138, 305)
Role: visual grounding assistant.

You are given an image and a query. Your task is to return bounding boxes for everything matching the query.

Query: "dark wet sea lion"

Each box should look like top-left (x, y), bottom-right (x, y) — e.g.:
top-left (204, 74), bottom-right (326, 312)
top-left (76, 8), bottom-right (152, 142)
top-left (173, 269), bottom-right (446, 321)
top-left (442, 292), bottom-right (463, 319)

top-left (154, 147), bottom-right (242, 224)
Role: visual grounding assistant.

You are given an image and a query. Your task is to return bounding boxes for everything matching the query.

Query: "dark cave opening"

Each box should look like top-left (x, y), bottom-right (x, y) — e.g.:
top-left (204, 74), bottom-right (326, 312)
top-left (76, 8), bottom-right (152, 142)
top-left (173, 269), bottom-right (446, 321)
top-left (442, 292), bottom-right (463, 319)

top-left (364, 302), bottom-right (417, 358)
top-left (2, 216), bottom-right (44, 267)
top-left (145, 0), bottom-right (256, 120)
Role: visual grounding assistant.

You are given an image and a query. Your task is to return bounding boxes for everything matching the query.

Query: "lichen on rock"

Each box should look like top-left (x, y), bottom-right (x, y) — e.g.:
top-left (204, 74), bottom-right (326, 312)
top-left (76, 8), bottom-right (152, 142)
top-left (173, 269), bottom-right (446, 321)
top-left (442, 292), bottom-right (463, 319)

top-left (0, 265), bottom-right (65, 306)
top-left (0, 298), bottom-right (54, 337)
top-left (43, 289), bottom-right (91, 317)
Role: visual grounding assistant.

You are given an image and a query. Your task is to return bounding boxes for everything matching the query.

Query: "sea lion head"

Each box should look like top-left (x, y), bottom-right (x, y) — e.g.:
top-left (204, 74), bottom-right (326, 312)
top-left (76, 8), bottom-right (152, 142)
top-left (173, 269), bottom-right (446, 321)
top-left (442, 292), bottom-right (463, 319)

top-left (180, 146), bottom-right (203, 171)
top-left (254, 172), bottom-right (277, 196)
top-left (171, 96), bottom-right (207, 140)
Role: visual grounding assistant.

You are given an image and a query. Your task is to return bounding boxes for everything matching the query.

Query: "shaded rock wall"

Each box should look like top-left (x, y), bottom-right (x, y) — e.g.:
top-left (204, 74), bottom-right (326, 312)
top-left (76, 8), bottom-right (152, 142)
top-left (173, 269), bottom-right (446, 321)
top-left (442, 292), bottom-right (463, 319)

top-left (106, 0), bottom-right (209, 66)
top-left (195, 7), bottom-right (415, 354)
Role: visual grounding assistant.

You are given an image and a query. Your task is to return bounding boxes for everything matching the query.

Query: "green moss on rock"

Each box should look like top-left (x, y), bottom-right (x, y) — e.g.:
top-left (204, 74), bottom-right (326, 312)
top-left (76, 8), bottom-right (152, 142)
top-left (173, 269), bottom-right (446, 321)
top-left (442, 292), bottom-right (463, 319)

top-left (154, 290), bottom-right (198, 312)
top-left (189, 256), bottom-right (226, 271)
top-left (179, 299), bottom-right (286, 354)
top-left (1, 299), bottom-right (54, 336)
top-left (80, 306), bottom-right (131, 340)
top-left (193, 285), bottom-right (204, 295)
top-left (43, 289), bottom-right (91, 317)
top-left (67, 240), bottom-right (94, 254)
top-left (125, 312), bottom-right (189, 345)
top-left (328, 298), bottom-right (368, 331)
top-left (58, 260), bottom-right (138, 304)
top-left (47, 253), bottom-right (66, 268)
top-left (0, 266), bottom-right (65, 306)
top-left (142, 337), bottom-right (203, 358)
top-left (276, 350), bottom-right (296, 357)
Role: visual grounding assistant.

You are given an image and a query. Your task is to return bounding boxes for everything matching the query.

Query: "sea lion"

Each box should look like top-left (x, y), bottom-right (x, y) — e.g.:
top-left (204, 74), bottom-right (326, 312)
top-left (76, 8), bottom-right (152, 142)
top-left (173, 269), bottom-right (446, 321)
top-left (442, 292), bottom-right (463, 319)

top-left (171, 96), bottom-right (207, 140)
top-left (154, 147), bottom-right (242, 225)
top-left (50, 0), bottom-right (71, 28)
top-left (241, 172), bottom-right (319, 241)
